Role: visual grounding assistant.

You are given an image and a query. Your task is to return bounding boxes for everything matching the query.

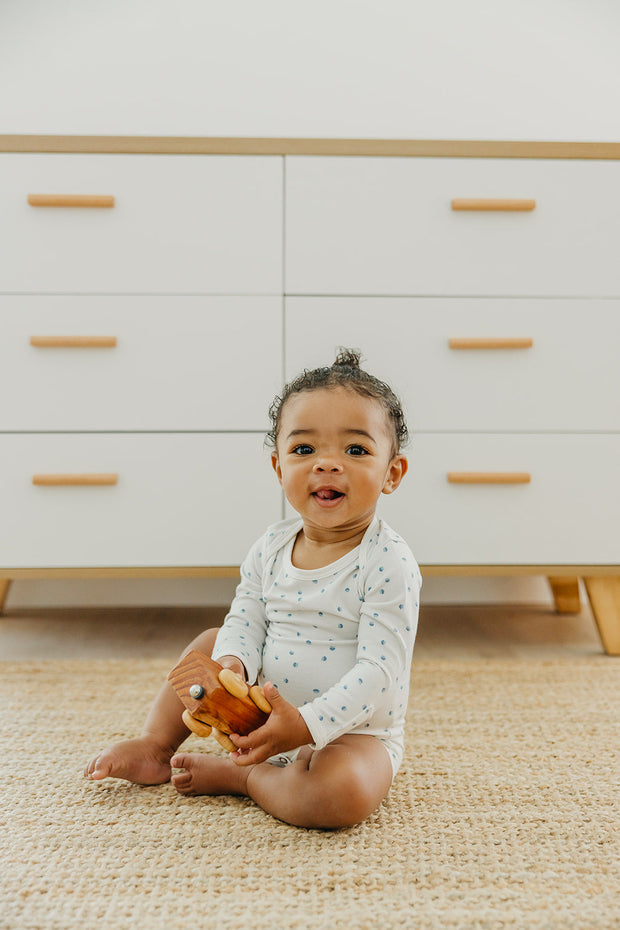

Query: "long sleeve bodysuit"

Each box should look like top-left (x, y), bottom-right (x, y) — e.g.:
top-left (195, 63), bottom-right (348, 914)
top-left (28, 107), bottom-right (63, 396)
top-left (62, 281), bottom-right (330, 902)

top-left (212, 515), bottom-right (421, 778)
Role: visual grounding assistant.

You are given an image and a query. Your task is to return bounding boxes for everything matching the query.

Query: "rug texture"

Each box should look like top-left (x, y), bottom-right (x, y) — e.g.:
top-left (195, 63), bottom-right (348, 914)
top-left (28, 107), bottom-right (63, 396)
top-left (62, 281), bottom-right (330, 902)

top-left (1, 657), bottom-right (618, 929)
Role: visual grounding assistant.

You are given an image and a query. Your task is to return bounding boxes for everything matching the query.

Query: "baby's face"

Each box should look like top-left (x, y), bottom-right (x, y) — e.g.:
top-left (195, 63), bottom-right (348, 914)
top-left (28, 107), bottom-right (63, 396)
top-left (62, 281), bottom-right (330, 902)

top-left (272, 387), bottom-right (407, 538)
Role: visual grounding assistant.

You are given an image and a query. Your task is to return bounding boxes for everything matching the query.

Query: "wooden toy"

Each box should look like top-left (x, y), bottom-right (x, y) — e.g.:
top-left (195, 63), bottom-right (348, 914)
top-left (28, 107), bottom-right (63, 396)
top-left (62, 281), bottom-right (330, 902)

top-left (168, 649), bottom-right (271, 752)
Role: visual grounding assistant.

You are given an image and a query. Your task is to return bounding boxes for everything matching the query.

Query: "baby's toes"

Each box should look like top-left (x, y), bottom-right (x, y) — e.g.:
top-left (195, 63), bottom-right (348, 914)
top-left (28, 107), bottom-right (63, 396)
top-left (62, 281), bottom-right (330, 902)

top-left (85, 755), bottom-right (111, 780)
top-left (171, 770), bottom-right (194, 795)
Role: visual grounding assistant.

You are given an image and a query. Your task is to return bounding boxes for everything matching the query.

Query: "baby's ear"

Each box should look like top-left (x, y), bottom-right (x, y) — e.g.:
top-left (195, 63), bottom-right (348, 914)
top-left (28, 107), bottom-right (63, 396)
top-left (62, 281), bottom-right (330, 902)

top-left (382, 455), bottom-right (408, 495)
top-left (271, 452), bottom-right (282, 483)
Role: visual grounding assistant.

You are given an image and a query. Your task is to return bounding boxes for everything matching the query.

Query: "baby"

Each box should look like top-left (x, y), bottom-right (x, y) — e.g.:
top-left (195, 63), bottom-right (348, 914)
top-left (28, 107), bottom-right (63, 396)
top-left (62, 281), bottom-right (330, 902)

top-left (85, 349), bottom-right (421, 829)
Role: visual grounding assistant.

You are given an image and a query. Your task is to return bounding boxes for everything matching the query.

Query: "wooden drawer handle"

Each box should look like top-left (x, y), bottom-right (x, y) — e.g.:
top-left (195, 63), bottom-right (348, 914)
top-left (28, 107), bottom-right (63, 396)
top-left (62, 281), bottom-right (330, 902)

top-left (30, 336), bottom-right (117, 348)
top-left (449, 338), bottom-right (534, 350)
top-left (451, 198), bottom-right (536, 212)
top-left (28, 194), bottom-right (115, 208)
top-left (448, 472), bottom-right (531, 484)
top-left (32, 473), bottom-right (118, 486)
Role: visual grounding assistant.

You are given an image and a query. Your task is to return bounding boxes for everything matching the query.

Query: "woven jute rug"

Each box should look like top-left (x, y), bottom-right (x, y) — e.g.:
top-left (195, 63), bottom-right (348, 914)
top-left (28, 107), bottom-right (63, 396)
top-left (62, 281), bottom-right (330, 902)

top-left (1, 657), bottom-right (618, 929)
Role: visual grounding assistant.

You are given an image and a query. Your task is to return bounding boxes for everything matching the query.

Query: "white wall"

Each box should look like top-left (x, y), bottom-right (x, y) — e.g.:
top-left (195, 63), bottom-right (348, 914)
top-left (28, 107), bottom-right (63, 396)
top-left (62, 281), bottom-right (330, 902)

top-left (2, 0), bottom-right (617, 608)
top-left (2, 0), bottom-right (619, 140)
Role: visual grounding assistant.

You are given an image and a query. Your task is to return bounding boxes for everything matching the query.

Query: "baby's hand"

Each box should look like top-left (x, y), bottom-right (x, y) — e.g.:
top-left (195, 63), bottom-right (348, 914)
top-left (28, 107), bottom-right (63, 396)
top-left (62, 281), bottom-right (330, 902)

top-left (229, 683), bottom-right (312, 766)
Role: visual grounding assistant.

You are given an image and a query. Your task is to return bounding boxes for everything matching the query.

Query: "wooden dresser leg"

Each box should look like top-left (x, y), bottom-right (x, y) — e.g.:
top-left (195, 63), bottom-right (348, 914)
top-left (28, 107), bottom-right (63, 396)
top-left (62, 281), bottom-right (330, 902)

top-left (0, 579), bottom-right (12, 614)
top-left (547, 576), bottom-right (581, 614)
top-left (583, 578), bottom-right (620, 656)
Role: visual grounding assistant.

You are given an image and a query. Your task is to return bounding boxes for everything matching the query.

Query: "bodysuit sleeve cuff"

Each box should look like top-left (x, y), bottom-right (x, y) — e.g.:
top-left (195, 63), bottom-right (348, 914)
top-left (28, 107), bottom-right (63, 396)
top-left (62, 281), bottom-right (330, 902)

top-left (297, 704), bottom-right (328, 751)
top-left (297, 701), bottom-right (374, 752)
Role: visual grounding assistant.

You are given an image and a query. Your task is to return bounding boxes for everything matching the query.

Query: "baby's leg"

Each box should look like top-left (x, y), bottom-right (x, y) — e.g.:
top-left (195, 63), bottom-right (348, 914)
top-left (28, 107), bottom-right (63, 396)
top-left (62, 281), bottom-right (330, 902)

top-left (171, 734), bottom-right (393, 829)
top-left (84, 626), bottom-right (220, 784)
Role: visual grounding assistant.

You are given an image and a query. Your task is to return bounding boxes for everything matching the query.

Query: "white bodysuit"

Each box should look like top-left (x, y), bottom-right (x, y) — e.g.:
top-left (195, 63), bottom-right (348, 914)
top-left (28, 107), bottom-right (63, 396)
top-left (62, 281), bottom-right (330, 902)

top-left (212, 515), bottom-right (421, 778)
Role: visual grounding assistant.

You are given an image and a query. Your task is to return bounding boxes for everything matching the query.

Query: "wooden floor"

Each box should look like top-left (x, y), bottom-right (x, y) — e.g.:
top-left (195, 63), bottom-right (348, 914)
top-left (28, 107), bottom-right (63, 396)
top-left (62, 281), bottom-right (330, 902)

top-left (0, 602), bottom-right (606, 662)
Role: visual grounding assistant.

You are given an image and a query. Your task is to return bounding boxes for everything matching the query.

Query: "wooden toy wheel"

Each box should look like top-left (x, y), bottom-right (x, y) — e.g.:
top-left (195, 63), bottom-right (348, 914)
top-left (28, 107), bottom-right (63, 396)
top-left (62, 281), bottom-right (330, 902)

top-left (218, 668), bottom-right (249, 699)
top-left (182, 708), bottom-right (212, 738)
top-left (212, 729), bottom-right (237, 753)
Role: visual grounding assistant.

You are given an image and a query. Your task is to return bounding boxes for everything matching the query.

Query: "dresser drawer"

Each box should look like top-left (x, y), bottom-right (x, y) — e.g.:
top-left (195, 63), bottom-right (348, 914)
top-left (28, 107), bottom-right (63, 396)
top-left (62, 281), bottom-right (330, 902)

top-left (0, 295), bottom-right (282, 430)
top-left (0, 154), bottom-right (282, 293)
top-left (285, 297), bottom-right (620, 432)
top-left (0, 434), bottom-right (282, 567)
top-left (285, 157), bottom-right (620, 296)
top-left (377, 434), bottom-right (620, 565)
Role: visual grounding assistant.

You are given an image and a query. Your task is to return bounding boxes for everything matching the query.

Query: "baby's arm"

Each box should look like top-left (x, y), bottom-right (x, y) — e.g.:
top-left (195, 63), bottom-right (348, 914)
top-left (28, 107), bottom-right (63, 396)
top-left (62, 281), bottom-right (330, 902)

top-left (211, 536), bottom-right (269, 685)
top-left (299, 541), bottom-right (421, 751)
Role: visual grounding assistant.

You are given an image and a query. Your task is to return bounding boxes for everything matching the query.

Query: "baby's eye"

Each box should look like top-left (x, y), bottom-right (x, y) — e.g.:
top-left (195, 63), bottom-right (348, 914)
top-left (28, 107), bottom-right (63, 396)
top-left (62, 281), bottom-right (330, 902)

top-left (346, 444), bottom-right (369, 456)
top-left (292, 444), bottom-right (314, 455)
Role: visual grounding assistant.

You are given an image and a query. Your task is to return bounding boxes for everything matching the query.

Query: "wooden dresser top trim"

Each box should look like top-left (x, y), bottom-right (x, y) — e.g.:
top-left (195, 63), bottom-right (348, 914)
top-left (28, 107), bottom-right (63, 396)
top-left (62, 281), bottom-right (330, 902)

top-left (1, 135), bottom-right (619, 159)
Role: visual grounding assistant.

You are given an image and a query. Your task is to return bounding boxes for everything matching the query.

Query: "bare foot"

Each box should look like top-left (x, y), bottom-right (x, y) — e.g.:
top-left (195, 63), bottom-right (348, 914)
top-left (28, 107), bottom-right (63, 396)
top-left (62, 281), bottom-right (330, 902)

top-left (84, 736), bottom-right (173, 785)
top-left (171, 751), bottom-right (251, 797)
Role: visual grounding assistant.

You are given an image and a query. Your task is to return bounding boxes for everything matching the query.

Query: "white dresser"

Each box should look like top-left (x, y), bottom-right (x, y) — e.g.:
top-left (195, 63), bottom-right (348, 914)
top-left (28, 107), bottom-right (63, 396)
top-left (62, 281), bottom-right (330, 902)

top-left (1, 137), bottom-right (618, 654)
top-left (284, 156), bottom-right (620, 563)
top-left (0, 152), bottom-right (284, 569)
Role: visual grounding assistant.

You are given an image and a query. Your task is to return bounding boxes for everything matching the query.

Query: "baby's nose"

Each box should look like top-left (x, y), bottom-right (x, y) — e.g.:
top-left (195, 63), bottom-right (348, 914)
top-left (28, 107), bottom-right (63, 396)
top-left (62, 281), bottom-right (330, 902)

top-left (313, 458), bottom-right (343, 473)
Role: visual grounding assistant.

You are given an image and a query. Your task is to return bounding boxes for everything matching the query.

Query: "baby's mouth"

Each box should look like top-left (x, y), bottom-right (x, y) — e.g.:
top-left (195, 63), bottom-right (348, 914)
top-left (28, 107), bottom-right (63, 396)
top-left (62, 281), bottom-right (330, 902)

top-left (313, 489), bottom-right (344, 501)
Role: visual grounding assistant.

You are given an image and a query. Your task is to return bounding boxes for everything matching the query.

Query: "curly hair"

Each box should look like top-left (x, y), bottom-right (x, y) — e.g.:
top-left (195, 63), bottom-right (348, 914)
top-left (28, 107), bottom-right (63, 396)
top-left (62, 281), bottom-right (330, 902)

top-left (266, 348), bottom-right (409, 456)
